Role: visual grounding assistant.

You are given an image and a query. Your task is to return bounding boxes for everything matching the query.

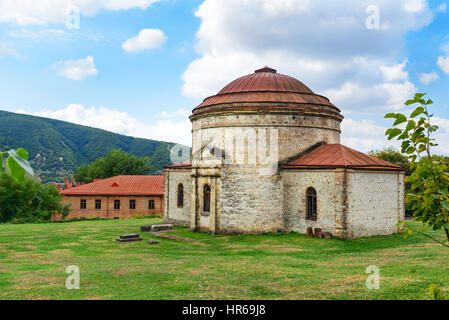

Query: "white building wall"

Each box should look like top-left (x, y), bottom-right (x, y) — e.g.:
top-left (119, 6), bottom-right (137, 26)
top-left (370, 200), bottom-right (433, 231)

top-left (164, 169), bottom-right (191, 226)
top-left (282, 170), bottom-right (338, 234)
top-left (346, 171), bottom-right (404, 238)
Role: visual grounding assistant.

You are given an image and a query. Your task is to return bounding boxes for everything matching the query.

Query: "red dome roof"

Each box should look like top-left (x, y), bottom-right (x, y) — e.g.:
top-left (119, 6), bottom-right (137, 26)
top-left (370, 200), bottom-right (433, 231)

top-left (193, 67), bottom-right (338, 113)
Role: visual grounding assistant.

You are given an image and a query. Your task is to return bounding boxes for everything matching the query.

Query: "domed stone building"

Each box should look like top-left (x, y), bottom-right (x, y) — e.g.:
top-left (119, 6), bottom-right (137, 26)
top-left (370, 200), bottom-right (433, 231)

top-left (163, 67), bottom-right (405, 238)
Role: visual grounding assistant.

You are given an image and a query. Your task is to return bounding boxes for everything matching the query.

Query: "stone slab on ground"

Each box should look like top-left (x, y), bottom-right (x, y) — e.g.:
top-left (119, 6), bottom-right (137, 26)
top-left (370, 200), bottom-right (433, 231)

top-left (150, 224), bottom-right (174, 232)
top-left (115, 237), bottom-right (142, 242)
top-left (140, 225), bottom-right (153, 232)
top-left (120, 233), bottom-right (140, 239)
top-left (148, 239), bottom-right (160, 245)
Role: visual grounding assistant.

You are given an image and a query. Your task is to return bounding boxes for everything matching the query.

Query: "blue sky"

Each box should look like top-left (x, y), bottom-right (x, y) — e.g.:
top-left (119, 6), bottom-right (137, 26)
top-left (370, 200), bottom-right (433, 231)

top-left (0, 0), bottom-right (448, 153)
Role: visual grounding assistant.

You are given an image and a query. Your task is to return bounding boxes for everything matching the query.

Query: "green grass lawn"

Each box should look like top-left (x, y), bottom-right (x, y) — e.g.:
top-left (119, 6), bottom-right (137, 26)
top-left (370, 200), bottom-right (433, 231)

top-left (0, 216), bottom-right (448, 300)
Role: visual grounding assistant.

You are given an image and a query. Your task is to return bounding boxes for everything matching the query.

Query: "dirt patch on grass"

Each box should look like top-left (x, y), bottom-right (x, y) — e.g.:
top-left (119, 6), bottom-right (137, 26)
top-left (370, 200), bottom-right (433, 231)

top-left (62, 243), bottom-right (83, 247)
top-left (12, 274), bottom-right (62, 290)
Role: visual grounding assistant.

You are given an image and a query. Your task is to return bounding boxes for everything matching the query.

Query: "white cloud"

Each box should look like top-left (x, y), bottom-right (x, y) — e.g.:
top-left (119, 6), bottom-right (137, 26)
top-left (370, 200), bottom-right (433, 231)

top-left (433, 117), bottom-right (449, 154)
top-left (340, 118), bottom-right (396, 152)
top-left (121, 28), bottom-right (167, 52)
top-left (0, 42), bottom-right (18, 58)
top-left (51, 56), bottom-right (98, 80)
top-left (437, 55), bottom-right (449, 74)
top-left (419, 72), bottom-right (439, 84)
top-left (341, 116), bottom-right (449, 156)
top-left (402, 0), bottom-right (427, 13)
top-left (380, 60), bottom-right (408, 82)
top-left (16, 104), bottom-right (191, 146)
top-left (182, 0), bottom-right (432, 115)
top-left (155, 108), bottom-right (190, 119)
top-left (436, 3), bottom-right (447, 12)
top-left (8, 28), bottom-right (103, 42)
top-left (0, 0), bottom-right (162, 25)
top-left (324, 80), bottom-right (416, 112)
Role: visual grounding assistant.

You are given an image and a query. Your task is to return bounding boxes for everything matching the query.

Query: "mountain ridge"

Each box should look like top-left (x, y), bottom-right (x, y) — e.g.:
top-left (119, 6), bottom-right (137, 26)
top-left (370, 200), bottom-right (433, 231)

top-left (0, 110), bottom-right (183, 183)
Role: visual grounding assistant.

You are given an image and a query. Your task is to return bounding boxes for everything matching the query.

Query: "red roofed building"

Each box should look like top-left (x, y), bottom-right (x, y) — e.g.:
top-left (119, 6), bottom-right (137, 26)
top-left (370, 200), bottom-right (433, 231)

top-left (56, 175), bottom-right (164, 220)
top-left (164, 67), bottom-right (406, 238)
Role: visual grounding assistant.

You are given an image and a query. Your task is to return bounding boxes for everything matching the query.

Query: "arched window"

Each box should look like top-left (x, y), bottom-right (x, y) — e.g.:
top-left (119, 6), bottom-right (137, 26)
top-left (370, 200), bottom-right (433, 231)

top-left (177, 184), bottom-right (184, 208)
top-left (203, 184), bottom-right (211, 213)
top-left (306, 187), bottom-right (317, 220)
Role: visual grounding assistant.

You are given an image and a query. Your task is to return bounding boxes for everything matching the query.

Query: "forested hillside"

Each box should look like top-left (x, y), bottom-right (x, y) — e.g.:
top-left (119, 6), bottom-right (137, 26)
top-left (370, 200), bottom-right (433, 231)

top-left (0, 110), bottom-right (184, 183)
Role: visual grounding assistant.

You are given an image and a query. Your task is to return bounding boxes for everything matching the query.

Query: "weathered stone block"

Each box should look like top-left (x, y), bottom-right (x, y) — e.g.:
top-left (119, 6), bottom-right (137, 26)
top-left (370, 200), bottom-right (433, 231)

top-left (120, 233), bottom-right (140, 239)
top-left (314, 228), bottom-right (323, 238)
top-left (150, 224), bottom-right (174, 232)
top-left (306, 227), bottom-right (314, 237)
top-left (140, 225), bottom-right (153, 232)
top-left (148, 239), bottom-right (160, 245)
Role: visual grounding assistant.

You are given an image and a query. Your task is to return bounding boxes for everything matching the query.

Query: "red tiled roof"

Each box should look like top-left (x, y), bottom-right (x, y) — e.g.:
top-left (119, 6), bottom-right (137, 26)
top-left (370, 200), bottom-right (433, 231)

top-left (60, 175), bottom-right (164, 196)
top-left (165, 159), bottom-right (192, 169)
top-left (283, 144), bottom-right (406, 171)
top-left (193, 67), bottom-right (339, 113)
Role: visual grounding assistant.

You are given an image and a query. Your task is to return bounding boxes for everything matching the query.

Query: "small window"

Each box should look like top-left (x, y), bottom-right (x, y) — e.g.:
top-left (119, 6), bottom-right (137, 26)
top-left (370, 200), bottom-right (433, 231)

top-left (95, 199), bottom-right (101, 210)
top-left (80, 199), bottom-right (86, 210)
top-left (149, 200), bottom-right (155, 210)
top-left (203, 185), bottom-right (211, 213)
top-left (114, 200), bottom-right (120, 210)
top-left (177, 184), bottom-right (184, 208)
top-left (306, 187), bottom-right (317, 220)
top-left (129, 200), bottom-right (136, 210)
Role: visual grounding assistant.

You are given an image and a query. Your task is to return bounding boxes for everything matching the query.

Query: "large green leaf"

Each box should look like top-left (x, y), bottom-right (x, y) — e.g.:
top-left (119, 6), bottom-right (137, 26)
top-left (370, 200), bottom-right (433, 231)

top-left (437, 186), bottom-right (448, 196)
top-left (393, 114), bottom-right (407, 126)
top-left (6, 148), bottom-right (34, 182)
top-left (384, 113), bottom-right (397, 119)
top-left (405, 120), bottom-right (416, 131)
top-left (7, 154), bottom-right (25, 182)
top-left (386, 128), bottom-right (402, 140)
top-left (414, 93), bottom-right (426, 100)
top-left (442, 201), bottom-right (449, 211)
top-left (410, 106), bottom-right (424, 118)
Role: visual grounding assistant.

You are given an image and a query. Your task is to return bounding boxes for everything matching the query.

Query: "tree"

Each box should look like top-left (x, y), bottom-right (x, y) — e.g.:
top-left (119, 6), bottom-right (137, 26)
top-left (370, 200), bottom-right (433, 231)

top-left (385, 93), bottom-right (449, 300)
top-left (369, 147), bottom-right (411, 174)
top-left (0, 147), bottom-right (69, 223)
top-left (384, 93), bottom-right (449, 246)
top-left (74, 149), bottom-right (151, 183)
top-left (0, 172), bottom-right (70, 223)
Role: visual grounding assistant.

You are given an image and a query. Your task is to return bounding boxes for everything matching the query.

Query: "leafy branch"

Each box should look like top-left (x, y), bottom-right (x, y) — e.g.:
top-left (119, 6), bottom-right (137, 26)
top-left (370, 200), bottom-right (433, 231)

top-left (385, 92), bottom-right (449, 299)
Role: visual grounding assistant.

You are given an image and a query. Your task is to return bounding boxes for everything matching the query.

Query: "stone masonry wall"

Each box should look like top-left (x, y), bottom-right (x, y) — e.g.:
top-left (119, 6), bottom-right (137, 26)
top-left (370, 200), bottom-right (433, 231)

top-left (164, 169), bottom-right (191, 227)
top-left (346, 171), bottom-right (404, 238)
top-left (282, 170), bottom-right (338, 235)
top-left (219, 165), bottom-right (284, 234)
top-left (189, 110), bottom-right (342, 235)
top-left (191, 112), bottom-right (341, 164)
